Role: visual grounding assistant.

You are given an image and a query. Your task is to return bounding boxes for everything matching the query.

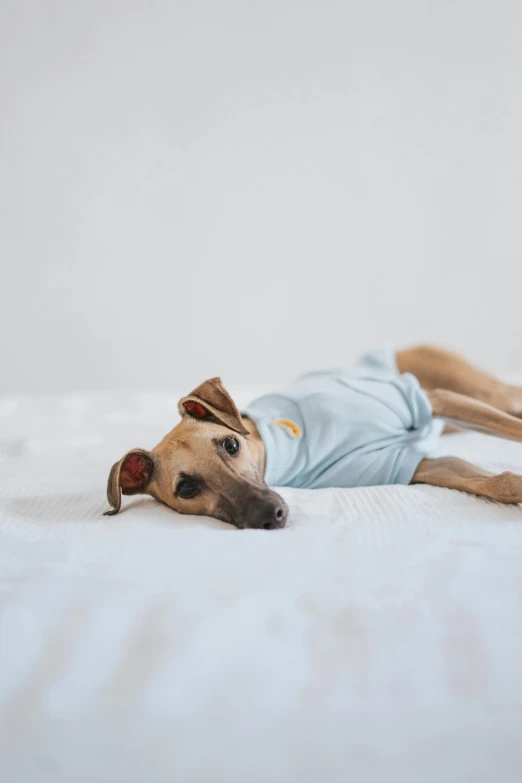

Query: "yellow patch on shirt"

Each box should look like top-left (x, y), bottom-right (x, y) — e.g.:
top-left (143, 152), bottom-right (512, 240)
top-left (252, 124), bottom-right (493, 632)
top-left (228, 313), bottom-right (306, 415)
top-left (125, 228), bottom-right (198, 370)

top-left (270, 418), bottom-right (302, 438)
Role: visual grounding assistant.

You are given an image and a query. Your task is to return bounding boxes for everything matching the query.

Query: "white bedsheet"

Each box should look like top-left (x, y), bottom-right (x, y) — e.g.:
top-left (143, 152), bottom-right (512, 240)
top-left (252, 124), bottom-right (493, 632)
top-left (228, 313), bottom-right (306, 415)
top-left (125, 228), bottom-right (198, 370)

top-left (1, 388), bottom-right (522, 783)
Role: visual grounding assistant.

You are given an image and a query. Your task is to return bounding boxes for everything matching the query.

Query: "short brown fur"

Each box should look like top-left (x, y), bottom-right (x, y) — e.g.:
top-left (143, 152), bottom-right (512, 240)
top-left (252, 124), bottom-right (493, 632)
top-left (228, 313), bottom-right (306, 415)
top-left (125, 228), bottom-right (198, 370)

top-left (105, 377), bottom-right (286, 529)
top-left (105, 347), bottom-right (522, 526)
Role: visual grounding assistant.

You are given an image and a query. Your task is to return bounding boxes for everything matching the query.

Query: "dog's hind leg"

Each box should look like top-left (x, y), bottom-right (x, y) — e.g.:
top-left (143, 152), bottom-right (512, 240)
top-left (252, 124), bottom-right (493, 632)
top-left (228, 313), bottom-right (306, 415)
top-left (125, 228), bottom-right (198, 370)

top-left (396, 345), bottom-right (522, 417)
top-left (412, 457), bottom-right (522, 504)
top-left (428, 389), bottom-right (522, 442)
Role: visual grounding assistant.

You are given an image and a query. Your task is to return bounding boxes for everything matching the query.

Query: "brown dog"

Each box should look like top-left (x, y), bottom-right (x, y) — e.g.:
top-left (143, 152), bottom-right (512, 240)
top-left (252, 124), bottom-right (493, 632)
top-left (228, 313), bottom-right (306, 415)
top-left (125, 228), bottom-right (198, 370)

top-left (105, 376), bottom-right (288, 529)
top-left (105, 346), bottom-right (522, 527)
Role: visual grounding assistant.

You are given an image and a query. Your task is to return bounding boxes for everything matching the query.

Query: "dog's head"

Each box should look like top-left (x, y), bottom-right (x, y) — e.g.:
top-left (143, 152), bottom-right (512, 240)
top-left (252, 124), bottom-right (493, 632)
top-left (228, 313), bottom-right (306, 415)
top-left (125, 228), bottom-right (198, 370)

top-left (105, 377), bottom-right (288, 530)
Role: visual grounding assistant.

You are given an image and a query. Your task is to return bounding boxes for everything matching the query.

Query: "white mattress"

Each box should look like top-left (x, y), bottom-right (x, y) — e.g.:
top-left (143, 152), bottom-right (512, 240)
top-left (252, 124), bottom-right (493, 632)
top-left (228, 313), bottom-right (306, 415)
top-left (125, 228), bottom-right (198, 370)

top-left (2, 387), bottom-right (522, 783)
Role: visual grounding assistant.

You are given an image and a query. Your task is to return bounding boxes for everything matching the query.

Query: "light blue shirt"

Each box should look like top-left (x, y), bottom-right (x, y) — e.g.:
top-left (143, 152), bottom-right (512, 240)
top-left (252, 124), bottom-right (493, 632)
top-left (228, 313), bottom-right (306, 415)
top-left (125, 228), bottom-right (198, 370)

top-left (243, 349), bottom-right (444, 489)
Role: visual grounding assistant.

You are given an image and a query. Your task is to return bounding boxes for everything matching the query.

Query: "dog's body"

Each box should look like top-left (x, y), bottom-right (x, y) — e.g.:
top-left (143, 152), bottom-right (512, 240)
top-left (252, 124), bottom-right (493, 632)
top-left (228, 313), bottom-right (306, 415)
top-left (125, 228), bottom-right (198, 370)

top-left (106, 345), bottom-right (522, 528)
top-left (242, 348), bottom-right (444, 491)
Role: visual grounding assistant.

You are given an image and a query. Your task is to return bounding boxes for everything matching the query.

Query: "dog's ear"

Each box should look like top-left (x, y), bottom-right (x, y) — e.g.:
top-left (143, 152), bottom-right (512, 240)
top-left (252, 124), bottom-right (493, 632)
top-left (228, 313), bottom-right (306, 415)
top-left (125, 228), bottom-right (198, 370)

top-left (179, 377), bottom-right (249, 435)
top-left (104, 449), bottom-right (154, 516)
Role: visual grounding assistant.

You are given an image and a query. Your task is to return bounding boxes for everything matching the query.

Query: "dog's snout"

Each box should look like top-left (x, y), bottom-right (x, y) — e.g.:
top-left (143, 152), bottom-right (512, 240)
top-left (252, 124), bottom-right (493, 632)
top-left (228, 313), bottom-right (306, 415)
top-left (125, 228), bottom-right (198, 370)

top-left (229, 485), bottom-right (288, 530)
top-left (253, 502), bottom-right (288, 530)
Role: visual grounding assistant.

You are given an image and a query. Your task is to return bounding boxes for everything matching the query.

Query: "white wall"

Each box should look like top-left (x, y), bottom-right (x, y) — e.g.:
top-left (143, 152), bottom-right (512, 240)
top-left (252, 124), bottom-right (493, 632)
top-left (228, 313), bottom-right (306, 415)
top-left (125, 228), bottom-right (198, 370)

top-left (1, 0), bottom-right (521, 394)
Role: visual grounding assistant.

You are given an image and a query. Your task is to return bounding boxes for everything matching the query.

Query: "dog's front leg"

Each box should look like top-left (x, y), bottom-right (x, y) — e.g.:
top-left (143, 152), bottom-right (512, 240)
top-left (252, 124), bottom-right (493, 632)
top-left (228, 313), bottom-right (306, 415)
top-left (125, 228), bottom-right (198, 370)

top-left (412, 457), bottom-right (522, 504)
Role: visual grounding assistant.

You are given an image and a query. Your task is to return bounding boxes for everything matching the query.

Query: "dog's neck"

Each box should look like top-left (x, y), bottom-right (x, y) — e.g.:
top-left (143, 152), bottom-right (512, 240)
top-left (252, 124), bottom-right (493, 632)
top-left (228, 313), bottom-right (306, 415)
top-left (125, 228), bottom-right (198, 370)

top-left (242, 417), bottom-right (266, 475)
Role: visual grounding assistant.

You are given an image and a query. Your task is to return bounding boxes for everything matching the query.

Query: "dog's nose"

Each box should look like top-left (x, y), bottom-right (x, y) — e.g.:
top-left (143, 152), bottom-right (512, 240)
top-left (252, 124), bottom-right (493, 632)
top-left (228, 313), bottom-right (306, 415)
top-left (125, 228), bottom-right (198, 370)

top-left (243, 491), bottom-right (288, 530)
top-left (260, 505), bottom-right (287, 530)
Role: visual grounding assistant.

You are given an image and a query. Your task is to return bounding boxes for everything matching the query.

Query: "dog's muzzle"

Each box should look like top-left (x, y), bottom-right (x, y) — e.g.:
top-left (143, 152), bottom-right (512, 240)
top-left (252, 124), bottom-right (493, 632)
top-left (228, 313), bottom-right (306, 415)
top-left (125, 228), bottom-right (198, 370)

top-left (246, 495), bottom-right (288, 530)
top-left (219, 480), bottom-right (288, 530)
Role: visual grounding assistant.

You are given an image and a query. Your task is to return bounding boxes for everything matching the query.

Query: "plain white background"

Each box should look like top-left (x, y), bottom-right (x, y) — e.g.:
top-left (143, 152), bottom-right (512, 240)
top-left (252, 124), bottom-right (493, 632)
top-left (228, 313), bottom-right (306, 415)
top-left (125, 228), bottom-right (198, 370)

top-left (1, 0), bottom-right (521, 394)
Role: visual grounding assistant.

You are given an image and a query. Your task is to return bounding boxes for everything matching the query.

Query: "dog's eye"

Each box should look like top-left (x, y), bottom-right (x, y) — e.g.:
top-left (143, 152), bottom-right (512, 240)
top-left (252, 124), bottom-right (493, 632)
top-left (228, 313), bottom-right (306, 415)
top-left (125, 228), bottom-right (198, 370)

top-left (176, 477), bottom-right (199, 499)
top-left (223, 436), bottom-right (240, 456)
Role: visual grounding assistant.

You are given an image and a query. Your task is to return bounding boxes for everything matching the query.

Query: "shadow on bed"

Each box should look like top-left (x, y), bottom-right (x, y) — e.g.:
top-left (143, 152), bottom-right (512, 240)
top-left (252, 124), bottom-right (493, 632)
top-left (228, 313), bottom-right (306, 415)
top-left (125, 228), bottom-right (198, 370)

top-left (3, 492), bottom-right (231, 529)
